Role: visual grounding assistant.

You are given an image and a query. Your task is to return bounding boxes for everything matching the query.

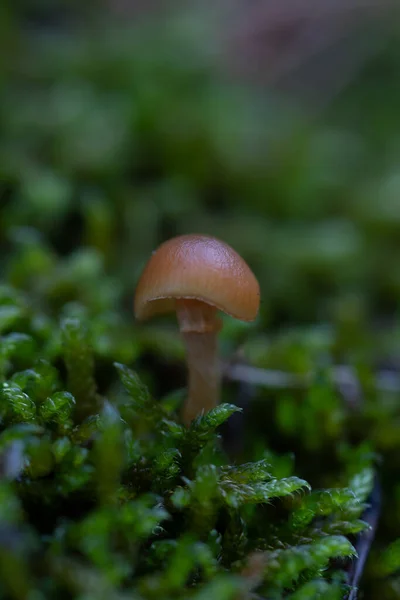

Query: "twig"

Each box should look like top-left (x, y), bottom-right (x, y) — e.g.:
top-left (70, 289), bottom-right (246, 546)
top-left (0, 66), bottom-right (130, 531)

top-left (346, 475), bottom-right (381, 599)
top-left (224, 363), bottom-right (400, 394)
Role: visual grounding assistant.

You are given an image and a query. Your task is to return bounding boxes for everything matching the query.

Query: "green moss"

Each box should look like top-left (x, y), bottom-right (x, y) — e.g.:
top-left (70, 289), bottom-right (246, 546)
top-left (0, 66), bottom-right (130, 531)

top-left (0, 313), bottom-right (374, 598)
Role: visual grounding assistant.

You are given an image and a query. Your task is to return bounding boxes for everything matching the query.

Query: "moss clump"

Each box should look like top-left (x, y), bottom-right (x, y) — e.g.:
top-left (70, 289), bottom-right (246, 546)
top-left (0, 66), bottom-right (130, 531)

top-left (0, 292), bottom-right (371, 598)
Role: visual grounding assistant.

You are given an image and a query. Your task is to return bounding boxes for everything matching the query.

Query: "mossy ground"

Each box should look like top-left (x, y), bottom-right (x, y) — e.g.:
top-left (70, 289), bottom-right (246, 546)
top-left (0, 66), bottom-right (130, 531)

top-left (1, 4), bottom-right (400, 599)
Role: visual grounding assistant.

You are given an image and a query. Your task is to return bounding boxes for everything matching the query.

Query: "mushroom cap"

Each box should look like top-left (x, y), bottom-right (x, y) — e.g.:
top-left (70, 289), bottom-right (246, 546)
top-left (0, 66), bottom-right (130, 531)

top-left (134, 234), bottom-right (260, 322)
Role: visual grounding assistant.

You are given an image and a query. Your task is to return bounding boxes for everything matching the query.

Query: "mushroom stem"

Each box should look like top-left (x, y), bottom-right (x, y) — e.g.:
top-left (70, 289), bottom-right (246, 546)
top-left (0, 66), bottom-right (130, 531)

top-left (176, 299), bottom-right (222, 426)
top-left (181, 330), bottom-right (220, 425)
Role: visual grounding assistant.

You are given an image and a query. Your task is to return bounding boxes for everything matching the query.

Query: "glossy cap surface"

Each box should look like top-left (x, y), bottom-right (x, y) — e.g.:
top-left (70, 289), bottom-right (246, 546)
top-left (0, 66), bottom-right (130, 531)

top-left (134, 234), bottom-right (260, 322)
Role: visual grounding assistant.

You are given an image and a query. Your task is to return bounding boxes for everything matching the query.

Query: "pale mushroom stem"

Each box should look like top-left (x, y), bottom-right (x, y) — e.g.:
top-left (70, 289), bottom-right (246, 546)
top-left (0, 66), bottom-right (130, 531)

top-left (180, 330), bottom-right (220, 425)
top-left (176, 299), bottom-right (222, 426)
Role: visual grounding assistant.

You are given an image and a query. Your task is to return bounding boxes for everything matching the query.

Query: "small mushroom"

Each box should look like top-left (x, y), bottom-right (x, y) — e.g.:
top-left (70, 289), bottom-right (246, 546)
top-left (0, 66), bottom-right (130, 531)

top-left (134, 234), bottom-right (260, 425)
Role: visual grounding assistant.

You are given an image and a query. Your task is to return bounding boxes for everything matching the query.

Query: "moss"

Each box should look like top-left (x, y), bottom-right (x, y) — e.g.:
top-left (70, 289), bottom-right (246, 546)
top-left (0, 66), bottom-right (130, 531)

top-left (0, 284), bottom-right (379, 597)
top-left (0, 320), bottom-right (368, 598)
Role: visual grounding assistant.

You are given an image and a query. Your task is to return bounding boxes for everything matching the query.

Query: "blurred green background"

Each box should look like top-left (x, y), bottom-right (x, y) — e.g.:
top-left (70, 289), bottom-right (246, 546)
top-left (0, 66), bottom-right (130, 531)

top-left (2, 1), bottom-right (400, 596)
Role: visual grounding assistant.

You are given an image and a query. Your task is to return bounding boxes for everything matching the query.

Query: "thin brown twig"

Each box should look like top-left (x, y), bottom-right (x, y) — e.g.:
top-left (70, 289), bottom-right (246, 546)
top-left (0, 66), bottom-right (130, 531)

top-left (224, 362), bottom-right (400, 394)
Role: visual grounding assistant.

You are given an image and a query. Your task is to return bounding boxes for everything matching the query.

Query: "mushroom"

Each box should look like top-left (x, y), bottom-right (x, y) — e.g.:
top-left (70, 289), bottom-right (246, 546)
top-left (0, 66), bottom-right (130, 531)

top-left (134, 234), bottom-right (260, 425)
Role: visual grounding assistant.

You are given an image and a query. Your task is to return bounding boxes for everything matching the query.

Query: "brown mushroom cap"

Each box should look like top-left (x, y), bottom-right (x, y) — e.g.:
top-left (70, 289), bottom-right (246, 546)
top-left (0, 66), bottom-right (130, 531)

top-left (134, 234), bottom-right (260, 322)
